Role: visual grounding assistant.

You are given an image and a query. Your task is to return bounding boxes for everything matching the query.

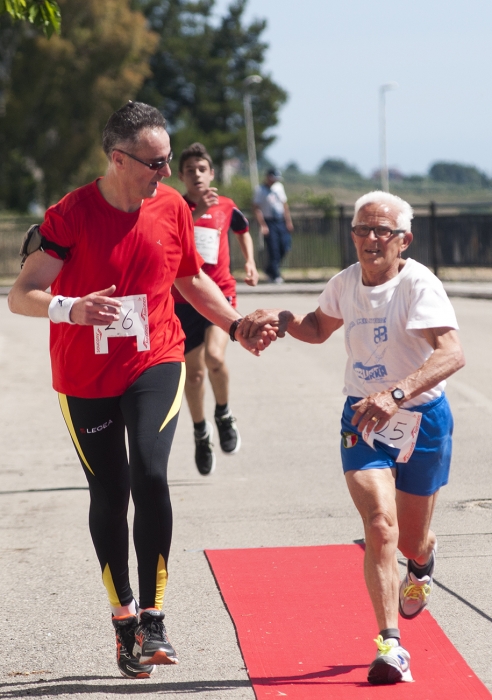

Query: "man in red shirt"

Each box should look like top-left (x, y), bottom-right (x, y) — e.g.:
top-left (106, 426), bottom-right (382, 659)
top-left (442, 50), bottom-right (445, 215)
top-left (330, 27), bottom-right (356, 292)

top-left (173, 143), bottom-right (259, 475)
top-left (8, 103), bottom-right (269, 680)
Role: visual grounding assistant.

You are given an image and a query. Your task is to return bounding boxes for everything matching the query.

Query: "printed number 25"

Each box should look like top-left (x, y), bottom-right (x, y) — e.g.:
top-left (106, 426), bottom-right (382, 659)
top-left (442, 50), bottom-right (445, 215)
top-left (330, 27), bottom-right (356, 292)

top-left (375, 421), bottom-right (406, 441)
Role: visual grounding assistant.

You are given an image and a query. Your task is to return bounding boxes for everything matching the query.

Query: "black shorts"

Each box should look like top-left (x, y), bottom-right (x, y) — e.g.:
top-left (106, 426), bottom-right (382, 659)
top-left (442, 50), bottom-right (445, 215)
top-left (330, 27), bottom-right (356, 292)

top-left (175, 298), bottom-right (233, 354)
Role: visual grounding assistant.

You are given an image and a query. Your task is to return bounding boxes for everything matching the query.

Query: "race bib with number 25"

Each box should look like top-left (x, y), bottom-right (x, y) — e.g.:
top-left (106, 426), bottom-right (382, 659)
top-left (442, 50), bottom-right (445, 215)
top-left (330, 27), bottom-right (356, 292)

top-left (362, 408), bottom-right (422, 463)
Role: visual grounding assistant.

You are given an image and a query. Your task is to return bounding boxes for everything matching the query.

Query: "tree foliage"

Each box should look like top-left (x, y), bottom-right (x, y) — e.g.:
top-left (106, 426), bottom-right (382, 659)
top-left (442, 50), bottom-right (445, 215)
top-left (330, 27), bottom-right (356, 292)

top-left (0, 0), bottom-right (61, 37)
top-left (135, 0), bottom-right (287, 175)
top-left (318, 158), bottom-right (362, 181)
top-left (0, 0), bottom-right (157, 208)
top-left (428, 161), bottom-right (490, 187)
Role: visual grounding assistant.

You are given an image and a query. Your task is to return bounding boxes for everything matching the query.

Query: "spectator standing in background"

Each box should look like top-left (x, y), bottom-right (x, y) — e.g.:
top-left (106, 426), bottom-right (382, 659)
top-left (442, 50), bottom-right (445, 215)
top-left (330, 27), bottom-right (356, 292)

top-left (253, 168), bottom-right (294, 283)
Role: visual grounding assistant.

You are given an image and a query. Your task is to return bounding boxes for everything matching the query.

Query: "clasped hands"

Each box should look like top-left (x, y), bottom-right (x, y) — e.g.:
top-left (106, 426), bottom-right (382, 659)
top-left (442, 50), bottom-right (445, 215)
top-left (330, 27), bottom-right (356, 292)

top-left (236, 308), bottom-right (292, 356)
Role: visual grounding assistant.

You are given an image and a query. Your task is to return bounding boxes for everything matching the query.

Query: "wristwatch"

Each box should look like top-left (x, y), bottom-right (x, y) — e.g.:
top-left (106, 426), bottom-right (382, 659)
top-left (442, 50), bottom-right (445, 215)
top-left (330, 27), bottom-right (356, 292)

top-left (391, 387), bottom-right (405, 403)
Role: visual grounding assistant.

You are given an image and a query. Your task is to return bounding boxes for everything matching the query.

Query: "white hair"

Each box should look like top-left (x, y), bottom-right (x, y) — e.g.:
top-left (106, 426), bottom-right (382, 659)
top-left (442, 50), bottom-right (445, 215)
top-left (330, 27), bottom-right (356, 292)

top-left (352, 191), bottom-right (414, 232)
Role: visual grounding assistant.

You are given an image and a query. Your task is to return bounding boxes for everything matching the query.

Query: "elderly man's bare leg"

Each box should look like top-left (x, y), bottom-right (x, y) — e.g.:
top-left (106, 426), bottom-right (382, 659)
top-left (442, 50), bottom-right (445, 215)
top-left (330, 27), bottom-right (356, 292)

top-left (397, 490), bottom-right (439, 619)
top-left (345, 468), bottom-right (400, 629)
top-left (345, 468), bottom-right (413, 684)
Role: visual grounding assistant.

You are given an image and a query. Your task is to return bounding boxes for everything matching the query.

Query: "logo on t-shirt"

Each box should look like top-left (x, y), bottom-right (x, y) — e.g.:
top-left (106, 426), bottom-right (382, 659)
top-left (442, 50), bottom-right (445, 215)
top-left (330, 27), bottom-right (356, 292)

top-left (353, 361), bottom-right (388, 381)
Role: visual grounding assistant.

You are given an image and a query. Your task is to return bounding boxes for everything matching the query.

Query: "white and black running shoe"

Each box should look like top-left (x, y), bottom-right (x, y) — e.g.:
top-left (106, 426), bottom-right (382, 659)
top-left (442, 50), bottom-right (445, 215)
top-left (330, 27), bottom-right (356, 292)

top-left (194, 420), bottom-right (216, 475)
top-left (399, 546), bottom-right (436, 619)
top-left (368, 636), bottom-right (413, 684)
top-left (215, 410), bottom-right (241, 454)
top-left (133, 609), bottom-right (179, 666)
top-left (112, 614), bottom-right (155, 679)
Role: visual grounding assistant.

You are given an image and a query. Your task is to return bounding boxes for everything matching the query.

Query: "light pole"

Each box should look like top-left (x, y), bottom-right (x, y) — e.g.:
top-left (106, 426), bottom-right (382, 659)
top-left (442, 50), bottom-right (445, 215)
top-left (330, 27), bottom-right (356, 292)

top-left (379, 82), bottom-right (398, 192)
top-left (243, 75), bottom-right (262, 193)
top-left (243, 74), bottom-right (263, 248)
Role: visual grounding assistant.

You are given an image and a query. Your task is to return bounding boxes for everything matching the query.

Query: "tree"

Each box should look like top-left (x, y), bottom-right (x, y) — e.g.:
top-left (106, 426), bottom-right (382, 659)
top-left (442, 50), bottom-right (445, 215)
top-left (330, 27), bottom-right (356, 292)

top-left (136, 0), bottom-right (287, 176)
top-left (0, 0), bottom-right (158, 209)
top-left (0, 0), bottom-right (61, 37)
top-left (284, 162), bottom-right (301, 174)
top-left (318, 158), bottom-right (362, 180)
top-left (428, 161), bottom-right (490, 187)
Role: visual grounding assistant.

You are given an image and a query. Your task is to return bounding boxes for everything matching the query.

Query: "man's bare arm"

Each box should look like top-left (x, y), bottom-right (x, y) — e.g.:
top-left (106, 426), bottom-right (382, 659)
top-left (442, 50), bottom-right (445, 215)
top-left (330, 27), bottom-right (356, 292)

top-left (8, 250), bottom-right (121, 325)
top-left (174, 270), bottom-right (274, 355)
top-left (253, 204), bottom-right (269, 235)
top-left (351, 327), bottom-right (465, 433)
top-left (240, 306), bottom-right (343, 343)
top-left (235, 232), bottom-right (259, 286)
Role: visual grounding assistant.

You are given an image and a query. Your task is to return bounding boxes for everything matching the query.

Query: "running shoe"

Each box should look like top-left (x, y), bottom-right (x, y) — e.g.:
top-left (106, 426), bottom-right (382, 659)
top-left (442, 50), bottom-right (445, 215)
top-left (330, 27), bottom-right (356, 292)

top-left (367, 635), bottom-right (413, 684)
top-left (194, 421), bottom-right (216, 475)
top-left (112, 614), bottom-right (155, 679)
top-left (399, 547), bottom-right (436, 619)
top-left (214, 410), bottom-right (241, 454)
top-left (133, 609), bottom-right (179, 665)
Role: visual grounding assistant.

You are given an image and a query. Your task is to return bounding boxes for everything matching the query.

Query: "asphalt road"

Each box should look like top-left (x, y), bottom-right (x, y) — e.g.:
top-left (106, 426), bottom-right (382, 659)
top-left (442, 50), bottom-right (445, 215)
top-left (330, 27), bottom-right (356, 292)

top-left (0, 293), bottom-right (491, 699)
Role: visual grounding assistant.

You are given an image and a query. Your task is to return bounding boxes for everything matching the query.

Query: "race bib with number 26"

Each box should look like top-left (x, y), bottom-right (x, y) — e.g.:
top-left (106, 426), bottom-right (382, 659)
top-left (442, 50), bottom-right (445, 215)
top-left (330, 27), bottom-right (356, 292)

top-left (94, 294), bottom-right (150, 355)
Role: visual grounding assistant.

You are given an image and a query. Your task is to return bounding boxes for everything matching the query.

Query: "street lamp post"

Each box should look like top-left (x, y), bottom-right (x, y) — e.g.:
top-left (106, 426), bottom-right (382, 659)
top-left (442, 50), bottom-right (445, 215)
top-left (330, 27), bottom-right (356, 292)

top-left (243, 74), bottom-right (263, 247)
top-left (379, 82), bottom-right (398, 192)
top-left (243, 75), bottom-right (262, 192)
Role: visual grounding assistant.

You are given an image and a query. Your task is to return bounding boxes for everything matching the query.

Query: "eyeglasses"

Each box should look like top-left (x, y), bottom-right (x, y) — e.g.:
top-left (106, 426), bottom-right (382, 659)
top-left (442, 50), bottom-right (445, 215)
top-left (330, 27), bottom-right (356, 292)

top-left (115, 149), bottom-right (173, 170)
top-left (352, 225), bottom-right (405, 239)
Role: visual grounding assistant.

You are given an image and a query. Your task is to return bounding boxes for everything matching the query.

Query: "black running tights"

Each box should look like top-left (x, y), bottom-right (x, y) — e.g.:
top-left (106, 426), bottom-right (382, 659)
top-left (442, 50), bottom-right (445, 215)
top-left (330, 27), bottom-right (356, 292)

top-left (58, 362), bottom-right (184, 610)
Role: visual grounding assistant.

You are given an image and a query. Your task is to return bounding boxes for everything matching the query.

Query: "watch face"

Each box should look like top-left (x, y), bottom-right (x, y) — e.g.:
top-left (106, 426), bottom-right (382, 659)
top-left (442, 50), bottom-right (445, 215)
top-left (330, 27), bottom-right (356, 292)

top-left (392, 388), bottom-right (405, 401)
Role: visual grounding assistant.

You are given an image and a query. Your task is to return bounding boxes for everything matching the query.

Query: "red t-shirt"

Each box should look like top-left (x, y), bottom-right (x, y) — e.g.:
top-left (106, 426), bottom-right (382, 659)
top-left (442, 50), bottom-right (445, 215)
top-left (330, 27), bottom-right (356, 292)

top-left (41, 180), bottom-right (203, 398)
top-left (172, 195), bottom-right (248, 306)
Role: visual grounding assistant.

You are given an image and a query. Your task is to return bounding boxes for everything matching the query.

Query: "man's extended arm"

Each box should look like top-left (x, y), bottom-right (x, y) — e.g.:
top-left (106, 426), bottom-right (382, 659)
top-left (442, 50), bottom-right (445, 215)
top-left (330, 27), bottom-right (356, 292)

top-left (174, 269), bottom-right (273, 355)
top-left (239, 306), bottom-right (343, 343)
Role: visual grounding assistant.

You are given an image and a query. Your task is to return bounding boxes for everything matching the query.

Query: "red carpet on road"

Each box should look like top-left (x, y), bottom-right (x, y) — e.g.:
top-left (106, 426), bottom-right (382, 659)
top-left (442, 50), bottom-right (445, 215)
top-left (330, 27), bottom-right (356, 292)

top-left (206, 544), bottom-right (490, 699)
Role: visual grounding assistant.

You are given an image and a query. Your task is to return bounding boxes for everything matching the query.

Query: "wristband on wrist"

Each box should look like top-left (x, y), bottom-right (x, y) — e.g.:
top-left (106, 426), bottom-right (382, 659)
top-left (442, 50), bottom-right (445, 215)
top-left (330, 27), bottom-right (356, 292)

top-left (229, 318), bottom-right (243, 342)
top-left (48, 295), bottom-right (79, 324)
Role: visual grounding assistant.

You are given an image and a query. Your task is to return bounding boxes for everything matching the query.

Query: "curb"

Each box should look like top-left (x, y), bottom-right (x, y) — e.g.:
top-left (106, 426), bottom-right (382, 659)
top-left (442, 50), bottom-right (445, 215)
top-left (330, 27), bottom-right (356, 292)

top-left (2, 282), bottom-right (492, 300)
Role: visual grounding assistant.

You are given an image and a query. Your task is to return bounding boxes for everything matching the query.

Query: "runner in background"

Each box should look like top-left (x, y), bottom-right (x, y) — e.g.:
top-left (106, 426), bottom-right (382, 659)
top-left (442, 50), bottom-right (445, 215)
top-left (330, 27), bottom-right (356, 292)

top-left (239, 191), bottom-right (465, 684)
top-left (8, 103), bottom-right (270, 680)
top-left (173, 143), bottom-right (259, 476)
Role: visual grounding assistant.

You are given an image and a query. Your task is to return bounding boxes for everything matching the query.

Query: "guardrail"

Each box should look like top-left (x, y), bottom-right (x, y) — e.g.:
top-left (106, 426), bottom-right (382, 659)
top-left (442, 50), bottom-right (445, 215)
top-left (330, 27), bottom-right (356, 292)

top-left (230, 203), bottom-right (492, 277)
top-left (3, 203), bottom-right (492, 279)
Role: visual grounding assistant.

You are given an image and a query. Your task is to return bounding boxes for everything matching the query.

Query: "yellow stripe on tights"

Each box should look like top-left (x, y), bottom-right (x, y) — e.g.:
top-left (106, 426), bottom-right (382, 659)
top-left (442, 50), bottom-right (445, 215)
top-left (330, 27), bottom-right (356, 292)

top-left (159, 362), bottom-right (186, 432)
top-left (58, 393), bottom-right (94, 475)
top-left (102, 564), bottom-right (121, 607)
top-left (154, 553), bottom-right (168, 609)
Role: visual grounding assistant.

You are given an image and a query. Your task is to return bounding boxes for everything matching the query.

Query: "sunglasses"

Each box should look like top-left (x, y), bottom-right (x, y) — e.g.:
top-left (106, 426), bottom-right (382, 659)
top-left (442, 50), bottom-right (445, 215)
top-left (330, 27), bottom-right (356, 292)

top-left (115, 149), bottom-right (173, 171)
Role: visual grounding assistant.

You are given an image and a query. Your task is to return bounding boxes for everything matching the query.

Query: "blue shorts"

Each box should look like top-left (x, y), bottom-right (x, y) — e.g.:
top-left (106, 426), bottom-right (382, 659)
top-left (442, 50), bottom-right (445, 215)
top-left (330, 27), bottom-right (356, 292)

top-left (340, 393), bottom-right (453, 496)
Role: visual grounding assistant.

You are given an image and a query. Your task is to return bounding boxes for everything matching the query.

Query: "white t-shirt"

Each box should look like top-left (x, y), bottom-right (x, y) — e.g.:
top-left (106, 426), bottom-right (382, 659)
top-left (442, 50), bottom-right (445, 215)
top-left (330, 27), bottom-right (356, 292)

top-left (253, 181), bottom-right (287, 219)
top-left (317, 258), bottom-right (459, 407)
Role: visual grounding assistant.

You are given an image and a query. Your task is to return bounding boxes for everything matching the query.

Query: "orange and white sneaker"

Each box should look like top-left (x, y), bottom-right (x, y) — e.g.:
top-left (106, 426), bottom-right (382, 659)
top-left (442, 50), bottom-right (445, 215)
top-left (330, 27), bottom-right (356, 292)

top-left (112, 614), bottom-right (155, 679)
top-left (133, 609), bottom-right (179, 665)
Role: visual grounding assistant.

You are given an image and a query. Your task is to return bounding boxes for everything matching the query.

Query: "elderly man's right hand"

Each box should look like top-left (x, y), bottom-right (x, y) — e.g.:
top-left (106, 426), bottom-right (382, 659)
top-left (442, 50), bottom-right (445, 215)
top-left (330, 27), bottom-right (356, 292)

top-left (70, 285), bottom-right (122, 325)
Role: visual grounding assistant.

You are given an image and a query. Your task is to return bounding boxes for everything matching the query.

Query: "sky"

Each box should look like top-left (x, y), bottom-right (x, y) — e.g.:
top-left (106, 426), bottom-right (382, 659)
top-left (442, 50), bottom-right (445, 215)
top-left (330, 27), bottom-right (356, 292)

top-left (213, 0), bottom-right (492, 178)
